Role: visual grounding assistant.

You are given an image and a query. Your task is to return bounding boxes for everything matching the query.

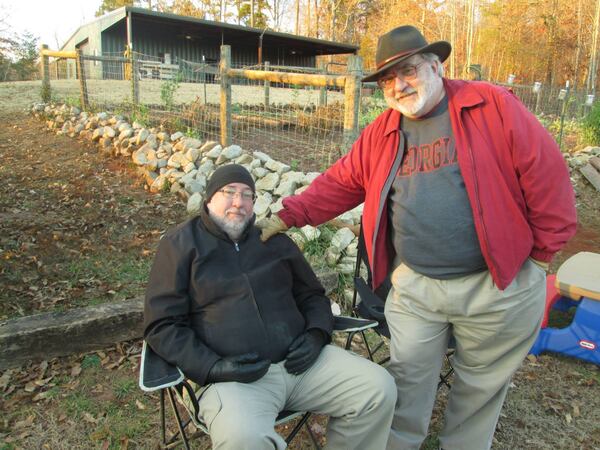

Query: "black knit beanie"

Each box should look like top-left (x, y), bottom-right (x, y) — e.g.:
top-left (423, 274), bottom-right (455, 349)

top-left (205, 164), bottom-right (255, 201)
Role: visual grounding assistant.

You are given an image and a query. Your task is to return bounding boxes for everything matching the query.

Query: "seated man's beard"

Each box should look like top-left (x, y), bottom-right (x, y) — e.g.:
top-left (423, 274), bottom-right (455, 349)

top-left (209, 208), bottom-right (252, 240)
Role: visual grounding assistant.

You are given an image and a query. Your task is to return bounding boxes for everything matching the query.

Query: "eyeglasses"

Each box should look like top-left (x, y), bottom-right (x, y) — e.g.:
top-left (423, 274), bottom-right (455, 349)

top-left (377, 61), bottom-right (426, 89)
top-left (218, 188), bottom-right (256, 202)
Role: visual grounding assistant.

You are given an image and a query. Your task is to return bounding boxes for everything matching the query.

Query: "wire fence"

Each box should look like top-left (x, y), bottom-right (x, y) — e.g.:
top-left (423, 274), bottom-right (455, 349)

top-left (40, 47), bottom-right (596, 171)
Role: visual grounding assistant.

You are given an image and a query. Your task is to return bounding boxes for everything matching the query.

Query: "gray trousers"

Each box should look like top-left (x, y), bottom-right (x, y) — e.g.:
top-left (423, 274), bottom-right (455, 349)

top-left (385, 259), bottom-right (546, 450)
top-left (198, 345), bottom-right (397, 450)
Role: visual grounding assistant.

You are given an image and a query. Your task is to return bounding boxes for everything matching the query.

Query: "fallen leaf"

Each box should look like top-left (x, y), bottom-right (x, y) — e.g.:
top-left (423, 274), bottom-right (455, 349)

top-left (565, 413), bottom-right (572, 424)
top-left (573, 404), bottom-right (581, 417)
top-left (32, 391), bottom-right (52, 402)
top-left (83, 412), bottom-right (98, 424)
top-left (13, 415), bottom-right (34, 429)
top-left (24, 381), bottom-right (38, 392)
top-left (38, 360), bottom-right (48, 377)
top-left (71, 364), bottom-right (82, 377)
top-left (35, 376), bottom-right (53, 386)
top-left (0, 370), bottom-right (12, 389)
top-left (135, 399), bottom-right (146, 410)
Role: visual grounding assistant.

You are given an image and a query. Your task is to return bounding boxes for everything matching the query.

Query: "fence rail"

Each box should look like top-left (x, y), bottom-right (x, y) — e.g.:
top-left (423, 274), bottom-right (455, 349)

top-left (39, 45), bottom-right (596, 171)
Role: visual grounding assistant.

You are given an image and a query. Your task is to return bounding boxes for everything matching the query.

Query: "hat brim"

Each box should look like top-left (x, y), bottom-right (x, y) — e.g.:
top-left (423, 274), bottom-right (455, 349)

top-left (362, 41), bottom-right (451, 83)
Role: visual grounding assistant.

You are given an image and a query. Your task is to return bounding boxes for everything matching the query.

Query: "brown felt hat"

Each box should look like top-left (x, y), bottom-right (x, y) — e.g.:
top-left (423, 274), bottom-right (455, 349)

top-left (362, 25), bottom-right (451, 83)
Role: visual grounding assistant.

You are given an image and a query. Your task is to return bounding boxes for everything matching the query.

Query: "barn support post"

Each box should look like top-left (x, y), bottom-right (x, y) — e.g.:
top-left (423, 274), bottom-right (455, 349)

top-left (264, 61), bottom-right (270, 112)
top-left (342, 55), bottom-right (363, 153)
top-left (318, 60), bottom-right (327, 107)
top-left (220, 45), bottom-right (232, 147)
top-left (76, 49), bottom-right (89, 110)
top-left (40, 44), bottom-right (51, 102)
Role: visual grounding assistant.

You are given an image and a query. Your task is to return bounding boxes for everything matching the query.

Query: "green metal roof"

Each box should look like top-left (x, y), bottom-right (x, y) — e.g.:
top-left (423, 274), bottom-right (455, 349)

top-left (123, 6), bottom-right (358, 56)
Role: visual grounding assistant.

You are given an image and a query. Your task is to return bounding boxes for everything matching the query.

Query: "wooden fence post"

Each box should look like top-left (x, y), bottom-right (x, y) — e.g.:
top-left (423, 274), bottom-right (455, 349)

top-left (40, 44), bottom-right (51, 102)
top-left (343, 55), bottom-right (363, 153)
top-left (264, 61), bottom-right (270, 112)
top-left (76, 49), bottom-right (89, 110)
top-left (220, 45), bottom-right (232, 147)
top-left (535, 86), bottom-right (542, 115)
top-left (129, 46), bottom-right (139, 107)
top-left (318, 60), bottom-right (327, 107)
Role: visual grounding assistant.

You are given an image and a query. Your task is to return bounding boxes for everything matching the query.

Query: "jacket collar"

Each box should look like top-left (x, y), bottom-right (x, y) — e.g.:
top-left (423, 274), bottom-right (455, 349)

top-left (382, 78), bottom-right (484, 136)
top-left (199, 204), bottom-right (257, 243)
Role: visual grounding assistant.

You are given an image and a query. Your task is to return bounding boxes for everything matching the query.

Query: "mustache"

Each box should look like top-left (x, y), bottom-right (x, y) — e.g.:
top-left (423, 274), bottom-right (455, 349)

top-left (225, 207), bottom-right (247, 216)
top-left (397, 89), bottom-right (416, 99)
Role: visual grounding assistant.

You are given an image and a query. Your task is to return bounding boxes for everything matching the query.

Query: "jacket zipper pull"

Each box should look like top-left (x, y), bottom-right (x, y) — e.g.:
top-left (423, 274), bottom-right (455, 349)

top-left (234, 242), bottom-right (240, 252)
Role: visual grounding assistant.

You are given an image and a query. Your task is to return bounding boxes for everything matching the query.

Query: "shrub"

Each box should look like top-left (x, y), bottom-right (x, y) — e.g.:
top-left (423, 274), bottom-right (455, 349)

top-left (582, 102), bottom-right (600, 146)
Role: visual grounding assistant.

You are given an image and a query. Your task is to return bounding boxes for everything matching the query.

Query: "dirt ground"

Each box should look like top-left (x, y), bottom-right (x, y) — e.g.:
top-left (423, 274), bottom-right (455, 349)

top-left (1, 89), bottom-right (600, 449)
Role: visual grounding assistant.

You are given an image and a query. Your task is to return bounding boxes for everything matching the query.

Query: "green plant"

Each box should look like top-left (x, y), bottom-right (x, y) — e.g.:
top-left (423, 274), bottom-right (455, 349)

top-left (40, 82), bottom-right (51, 102)
top-left (64, 96), bottom-right (81, 109)
top-left (290, 159), bottom-right (300, 171)
top-left (372, 87), bottom-right (384, 100)
top-left (359, 103), bottom-right (387, 128)
top-left (64, 392), bottom-right (96, 417)
top-left (185, 127), bottom-right (202, 139)
top-left (114, 379), bottom-right (136, 399)
top-left (581, 102), bottom-right (600, 146)
top-left (161, 179), bottom-right (172, 193)
top-left (302, 224), bottom-right (337, 257)
top-left (131, 104), bottom-right (150, 127)
top-left (81, 354), bottom-right (102, 369)
top-left (160, 72), bottom-right (182, 111)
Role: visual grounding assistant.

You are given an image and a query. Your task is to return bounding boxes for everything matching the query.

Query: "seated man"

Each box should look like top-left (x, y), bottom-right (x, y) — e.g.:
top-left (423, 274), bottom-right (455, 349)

top-left (144, 164), bottom-right (396, 450)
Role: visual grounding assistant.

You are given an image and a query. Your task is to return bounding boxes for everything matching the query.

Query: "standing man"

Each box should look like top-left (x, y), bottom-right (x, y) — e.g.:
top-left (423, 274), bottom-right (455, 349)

top-left (258, 26), bottom-right (577, 450)
top-left (144, 164), bottom-right (396, 450)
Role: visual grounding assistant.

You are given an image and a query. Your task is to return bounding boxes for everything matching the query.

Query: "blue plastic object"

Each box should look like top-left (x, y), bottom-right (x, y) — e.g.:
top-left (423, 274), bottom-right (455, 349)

top-left (530, 297), bottom-right (600, 364)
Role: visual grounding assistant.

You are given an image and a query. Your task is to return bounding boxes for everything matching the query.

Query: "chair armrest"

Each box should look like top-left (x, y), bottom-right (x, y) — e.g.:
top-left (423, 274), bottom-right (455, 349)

top-left (333, 315), bottom-right (378, 333)
top-left (139, 341), bottom-right (185, 392)
top-left (354, 277), bottom-right (386, 321)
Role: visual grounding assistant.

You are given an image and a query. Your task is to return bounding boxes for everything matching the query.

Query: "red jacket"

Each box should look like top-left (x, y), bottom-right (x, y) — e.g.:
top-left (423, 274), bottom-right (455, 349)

top-left (279, 79), bottom-right (577, 290)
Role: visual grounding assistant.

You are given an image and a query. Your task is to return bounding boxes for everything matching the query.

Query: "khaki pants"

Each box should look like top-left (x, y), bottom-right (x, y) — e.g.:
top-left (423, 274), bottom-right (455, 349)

top-left (385, 260), bottom-right (545, 450)
top-left (198, 345), bottom-right (396, 450)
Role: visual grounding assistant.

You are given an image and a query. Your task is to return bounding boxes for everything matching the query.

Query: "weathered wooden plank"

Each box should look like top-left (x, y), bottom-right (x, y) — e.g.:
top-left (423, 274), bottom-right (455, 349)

top-left (589, 156), bottom-right (600, 172)
top-left (0, 271), bottom-right (338, 370)
top-left (40, 49), bottom-right (77, 59)
top-left (580, 163), bottom-right (600, 192)
top-left (228, 68), bottom-right (347, 89)
top-left (0, 298), bottom-right (144, 371)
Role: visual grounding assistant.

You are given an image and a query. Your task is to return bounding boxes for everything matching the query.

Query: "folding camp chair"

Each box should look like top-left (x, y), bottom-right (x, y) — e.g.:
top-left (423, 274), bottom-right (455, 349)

top-left (348, 223), bottom-right (455, 389)
top-left (139, 315), bottom-right (378, 450)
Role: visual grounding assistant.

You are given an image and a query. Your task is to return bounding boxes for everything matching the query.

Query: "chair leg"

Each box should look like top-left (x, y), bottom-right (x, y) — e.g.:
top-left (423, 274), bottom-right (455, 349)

top-left (345, 331), bottom-right (358, 350)
top-left (285, 412), bottom-right (312, 445)
top-left (160, 390), bottom-right (167, 446)
top-left (166, 387), bottom-right (192, 450)
top-left (438, 351), bottom-right (455, 390)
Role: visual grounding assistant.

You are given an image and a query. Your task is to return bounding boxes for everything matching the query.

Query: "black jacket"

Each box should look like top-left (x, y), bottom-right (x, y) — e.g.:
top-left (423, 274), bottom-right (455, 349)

top-left (144, 208), bottom-right (334, 385)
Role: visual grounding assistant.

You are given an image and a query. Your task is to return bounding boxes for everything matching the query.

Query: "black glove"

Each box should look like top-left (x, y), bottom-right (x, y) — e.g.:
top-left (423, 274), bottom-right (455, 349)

top-left (284, 329), bottom-right (327, 375)
top-left (206, 353), bottom-right (270, 384)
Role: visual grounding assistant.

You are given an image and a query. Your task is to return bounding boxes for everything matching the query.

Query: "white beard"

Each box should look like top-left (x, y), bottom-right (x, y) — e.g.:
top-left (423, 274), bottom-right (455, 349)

top-left (208, 208), bottom-right (252, 241)
top-left (385, 70), bottom-right (442, 118)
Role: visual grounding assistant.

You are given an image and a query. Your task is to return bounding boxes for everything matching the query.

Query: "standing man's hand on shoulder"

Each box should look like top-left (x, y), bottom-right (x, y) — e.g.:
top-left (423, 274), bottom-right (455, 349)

top-left (284, 329), bottom-right (327, 375)
top-left (206, 353), bottom-right (271, 384)
top-left (256, 214), bottom-right (288, 241)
